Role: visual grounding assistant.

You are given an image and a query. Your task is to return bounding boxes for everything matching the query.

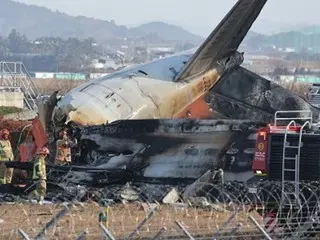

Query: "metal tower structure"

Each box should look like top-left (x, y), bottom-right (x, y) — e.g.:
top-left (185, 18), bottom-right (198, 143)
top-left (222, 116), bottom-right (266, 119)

top-left (0, 61), bottom-right (40, 111)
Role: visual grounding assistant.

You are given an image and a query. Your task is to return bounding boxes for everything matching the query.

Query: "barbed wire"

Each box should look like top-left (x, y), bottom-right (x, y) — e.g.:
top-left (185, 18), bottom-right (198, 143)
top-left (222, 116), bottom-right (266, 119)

top-left (2, 180), bottom-right (320, 239)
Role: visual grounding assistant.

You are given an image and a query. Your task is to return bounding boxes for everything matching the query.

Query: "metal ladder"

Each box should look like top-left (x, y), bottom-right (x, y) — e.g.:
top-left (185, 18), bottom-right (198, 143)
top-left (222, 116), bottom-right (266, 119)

top-left (0, 61), bottom-right (40, 111)
top-left (281, 120), bottom-right (311, 205)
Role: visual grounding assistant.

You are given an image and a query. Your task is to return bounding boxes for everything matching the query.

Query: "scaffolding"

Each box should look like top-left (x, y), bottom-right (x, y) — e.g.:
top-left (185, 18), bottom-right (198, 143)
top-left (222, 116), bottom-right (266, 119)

top-left (0, 62), bottom-right (40, 111)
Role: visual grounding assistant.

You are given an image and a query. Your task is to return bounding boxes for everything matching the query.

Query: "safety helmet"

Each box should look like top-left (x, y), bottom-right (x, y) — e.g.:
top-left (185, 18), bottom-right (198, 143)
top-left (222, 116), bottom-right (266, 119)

top-left (2, 129), bottom-right (9, 135)
top-left (37, 147), bottom-right (50, 155)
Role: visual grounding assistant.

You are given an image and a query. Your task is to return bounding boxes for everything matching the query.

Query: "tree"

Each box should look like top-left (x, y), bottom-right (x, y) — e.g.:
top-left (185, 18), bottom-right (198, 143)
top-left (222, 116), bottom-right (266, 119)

top-left (2, 29), bottom-right (100, 71)
top-left (0, 37), bottom-right (9, 56)
top-left (8, 29), bottom-right (29, 53)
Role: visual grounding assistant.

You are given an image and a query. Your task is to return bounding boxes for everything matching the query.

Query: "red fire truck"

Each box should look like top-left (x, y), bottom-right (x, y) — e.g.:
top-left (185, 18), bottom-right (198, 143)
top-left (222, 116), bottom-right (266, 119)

top-left (250, 110), bottom-right (320, 237)
top-left (252, 110), bottom-right (318, 184)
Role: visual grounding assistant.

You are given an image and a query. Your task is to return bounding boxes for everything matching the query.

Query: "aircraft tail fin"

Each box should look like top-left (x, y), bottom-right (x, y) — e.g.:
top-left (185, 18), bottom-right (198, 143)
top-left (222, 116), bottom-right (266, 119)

top-left (174, 0), bottom-right (267, 81)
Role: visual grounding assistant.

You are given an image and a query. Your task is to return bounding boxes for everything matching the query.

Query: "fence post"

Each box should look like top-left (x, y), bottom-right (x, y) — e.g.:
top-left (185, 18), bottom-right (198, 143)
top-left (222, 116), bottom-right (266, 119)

top-left (248, 215), bottom-right (273, 240)
top-left (175, 220), bottom-right (195, 240)
top-left (99, 222), bottom-right (116, 240)
top-left (34, 204), bottom-right (73, 240)
top-left (229, 223), bottom-right (241, 235)
top-left (127, 205), bottom-right (158, 240)
top-left (99, 204), bottom-right (110, 229)
top-left (150, 226), bottom-right (167, 240)
top-left (211, 208), bottom-right (240, 239)
top-left (17, 228), bottom-right (31, 240)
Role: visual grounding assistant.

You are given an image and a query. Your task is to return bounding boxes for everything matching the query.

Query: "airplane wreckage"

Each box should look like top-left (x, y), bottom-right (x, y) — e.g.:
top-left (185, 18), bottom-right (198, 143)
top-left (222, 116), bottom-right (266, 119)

top-left (3, 0), bottom-right (320, 203)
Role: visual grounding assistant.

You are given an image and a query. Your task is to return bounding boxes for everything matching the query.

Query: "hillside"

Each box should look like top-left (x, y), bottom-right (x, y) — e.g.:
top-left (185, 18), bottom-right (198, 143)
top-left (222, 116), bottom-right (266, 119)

top-left (0, 0), bottom-right (203, 44)
top-left (245, 31), bottom-right (320, 51)
top-left (250, 19), bottom-right (308, 35)
top-left (131, 22), bottom-right (202, 43)
top-left (297, 25), bottom-right (320, 35)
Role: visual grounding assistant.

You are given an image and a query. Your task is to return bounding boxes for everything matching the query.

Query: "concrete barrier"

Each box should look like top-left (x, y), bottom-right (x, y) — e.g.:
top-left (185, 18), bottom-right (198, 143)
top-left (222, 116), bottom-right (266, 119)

top-left (0, 92), bottom-right (24, 108)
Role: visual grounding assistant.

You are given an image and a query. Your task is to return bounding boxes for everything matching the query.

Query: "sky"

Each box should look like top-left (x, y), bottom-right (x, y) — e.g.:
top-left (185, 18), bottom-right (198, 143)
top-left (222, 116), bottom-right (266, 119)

top-left (14, 0), bottom-right (320, 36)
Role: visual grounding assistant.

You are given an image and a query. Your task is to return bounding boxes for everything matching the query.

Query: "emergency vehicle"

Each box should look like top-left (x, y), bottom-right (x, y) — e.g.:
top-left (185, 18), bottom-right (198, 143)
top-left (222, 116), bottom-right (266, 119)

top-left (250, 110), bottom-right (320, 237)
top-left (252, 110), bottom-right (320, 198)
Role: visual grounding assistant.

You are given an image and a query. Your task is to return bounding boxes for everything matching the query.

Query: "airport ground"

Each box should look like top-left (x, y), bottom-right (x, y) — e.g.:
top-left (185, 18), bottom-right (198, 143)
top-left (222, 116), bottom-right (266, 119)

top-left (0, 202), bottom-right (262, 239)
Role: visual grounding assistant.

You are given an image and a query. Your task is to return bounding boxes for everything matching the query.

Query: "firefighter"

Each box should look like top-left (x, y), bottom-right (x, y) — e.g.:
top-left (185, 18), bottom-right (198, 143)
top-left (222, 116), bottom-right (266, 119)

top-left (32, 147), bottom-right (49, 205)
top-left (0, 129), bottom-right (14, 184)
top-left (55, 130), bottom-right (75, 166)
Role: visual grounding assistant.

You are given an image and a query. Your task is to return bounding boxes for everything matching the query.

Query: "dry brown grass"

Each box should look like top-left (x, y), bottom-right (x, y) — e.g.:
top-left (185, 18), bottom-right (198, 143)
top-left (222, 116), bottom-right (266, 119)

top-left (0, 203), bottom-right (261, 239)
top-left (278, 81), bottom-right (310, 99)
top-left (32, 77), bottom-right (312, 101)
top-left (33, 78), bottom-right (87, 95)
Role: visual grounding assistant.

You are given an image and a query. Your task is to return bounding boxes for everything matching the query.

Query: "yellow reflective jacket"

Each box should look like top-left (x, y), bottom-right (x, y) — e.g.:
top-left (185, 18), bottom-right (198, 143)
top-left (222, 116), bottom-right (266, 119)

top-left (0, 140), bottom-right (13, 161)
top-left (32, 155), bottom-right (46, 180)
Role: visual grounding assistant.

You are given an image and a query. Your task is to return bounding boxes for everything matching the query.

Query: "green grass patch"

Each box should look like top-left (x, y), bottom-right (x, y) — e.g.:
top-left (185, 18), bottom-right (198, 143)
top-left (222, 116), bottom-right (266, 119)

top-left (0, 106), bottom-right (24, 115)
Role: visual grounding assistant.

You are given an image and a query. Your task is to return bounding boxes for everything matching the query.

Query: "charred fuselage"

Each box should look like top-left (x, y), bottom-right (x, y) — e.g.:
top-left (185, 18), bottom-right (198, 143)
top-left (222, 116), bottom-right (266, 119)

top-left (43, 119), bottom-right (266, 186)
top-left (206, 66), bottom-right (320, 121)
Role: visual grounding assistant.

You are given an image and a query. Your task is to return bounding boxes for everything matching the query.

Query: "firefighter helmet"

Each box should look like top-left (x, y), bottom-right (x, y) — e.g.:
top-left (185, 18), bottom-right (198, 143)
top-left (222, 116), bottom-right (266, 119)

top-left (37, 147), bottom-right (50, 155)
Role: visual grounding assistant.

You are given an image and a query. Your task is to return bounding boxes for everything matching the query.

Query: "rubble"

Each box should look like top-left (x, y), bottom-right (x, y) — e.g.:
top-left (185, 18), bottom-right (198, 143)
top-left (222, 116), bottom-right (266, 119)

top-left (183, 169), bottom-right (223, 200)
top-left (119, 184), bottom-right (140, 201)
top-left (7, 118), bottom-right (262, 198)
top-left (162, 188), bottom-right (180, 204)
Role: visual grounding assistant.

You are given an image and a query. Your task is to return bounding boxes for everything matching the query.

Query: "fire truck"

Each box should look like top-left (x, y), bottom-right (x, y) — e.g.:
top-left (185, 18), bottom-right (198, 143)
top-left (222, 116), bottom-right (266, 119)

top-left (250, 110), bottom-right (320, 237)
top-left (252, 110), bottom-right (319, 198)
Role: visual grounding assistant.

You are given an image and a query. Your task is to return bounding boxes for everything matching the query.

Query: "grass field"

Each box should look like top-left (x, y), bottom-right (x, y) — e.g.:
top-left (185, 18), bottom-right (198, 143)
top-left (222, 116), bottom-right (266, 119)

top-left (33, 78), bottom-right (86, 95)
top-left (0, 203), bottom-right (262, 239)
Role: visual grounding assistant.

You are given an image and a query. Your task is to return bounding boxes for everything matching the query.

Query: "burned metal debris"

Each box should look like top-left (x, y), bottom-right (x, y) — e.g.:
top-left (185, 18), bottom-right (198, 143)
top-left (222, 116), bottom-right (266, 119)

top-left (2, 118), bottom-right (264, 204)
top-left (46, 119), bottom-right (265, 186)
top-left (206, 66), bottom-right (320, 122)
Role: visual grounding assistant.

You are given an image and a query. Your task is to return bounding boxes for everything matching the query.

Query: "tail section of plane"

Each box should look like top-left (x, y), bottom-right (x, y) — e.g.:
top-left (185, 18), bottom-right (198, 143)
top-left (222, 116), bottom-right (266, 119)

top-left (174, 0), bottom-right (267, 81)
top-left (206, 67), bottom-right (320, 122)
